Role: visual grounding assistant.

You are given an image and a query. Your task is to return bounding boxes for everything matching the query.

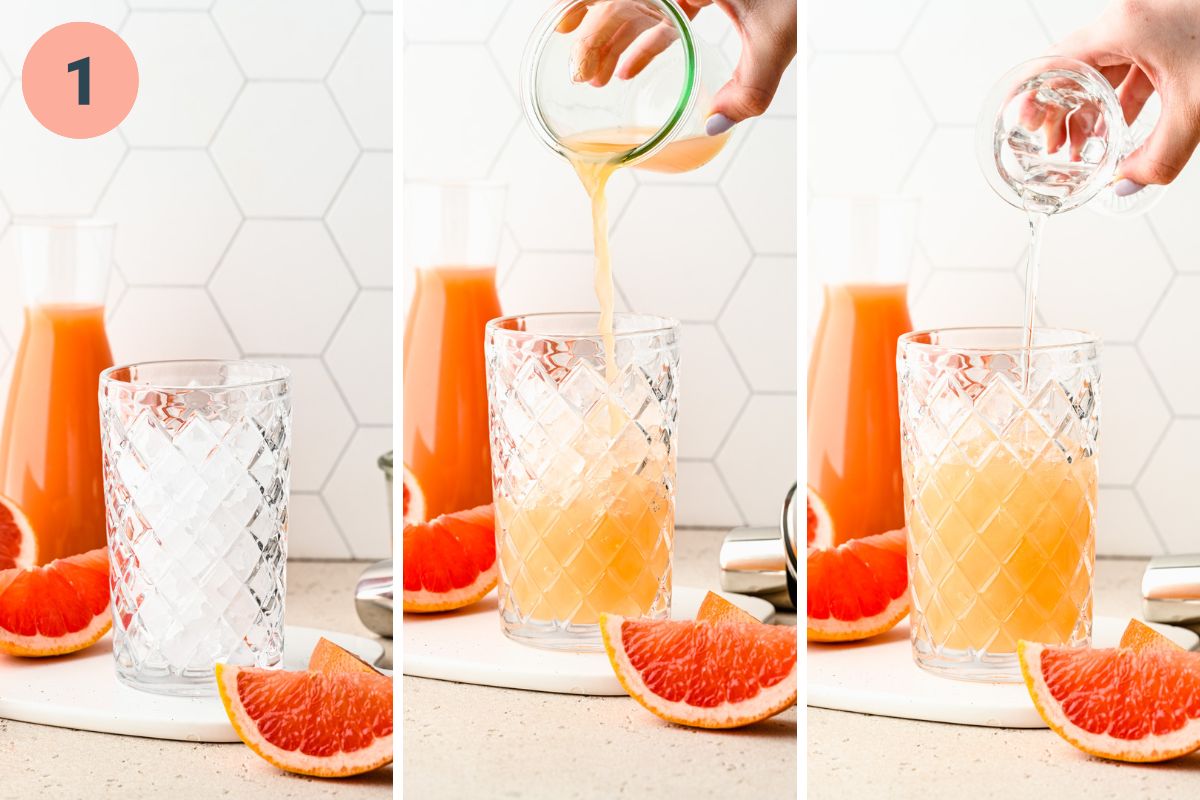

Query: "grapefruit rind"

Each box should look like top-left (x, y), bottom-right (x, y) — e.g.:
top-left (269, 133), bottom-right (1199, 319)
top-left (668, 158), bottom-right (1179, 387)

top-left (599, 614), bottom-right (797, 729)
top-left (402, 564), bottom-right (498, 613)
top-left (215, 663), bottom-right (394, 778)
top-left (0, 611), bottom-right (111, 657)
top-left (1018, 640), bottom-right (1200, 763)
top-left (806, 593), bottom-right (910, 643)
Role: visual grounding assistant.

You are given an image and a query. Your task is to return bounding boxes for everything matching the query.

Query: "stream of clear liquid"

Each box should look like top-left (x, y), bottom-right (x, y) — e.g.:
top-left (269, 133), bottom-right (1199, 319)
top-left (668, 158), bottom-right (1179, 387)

top-left (1022, 209), bottom-right (1047, 387)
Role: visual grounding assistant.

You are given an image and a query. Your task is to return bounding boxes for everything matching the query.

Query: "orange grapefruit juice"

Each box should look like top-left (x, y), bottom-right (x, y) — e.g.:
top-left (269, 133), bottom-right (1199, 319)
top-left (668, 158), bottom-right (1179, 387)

top-left (0, 303), bottom-right (113, 564)
top-left (498, 466), bottom-right (672, 624)
top-left (908, 446), bottom-right (1096, 653)
top-left (565, 128), bottom-right (729, 381)
top-left (403, 266), bottom-right (501, 519)
top-left (808, 282), bottom-right (911, 544)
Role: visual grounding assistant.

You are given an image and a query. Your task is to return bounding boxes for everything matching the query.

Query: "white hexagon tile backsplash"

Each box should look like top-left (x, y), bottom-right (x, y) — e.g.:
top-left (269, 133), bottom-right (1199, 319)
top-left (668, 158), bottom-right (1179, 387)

top-left (404, 1), bottom-right (799, 529)
top-left (0, 2), bottom-right (393, 560)
top-left (809, 0), bottom-right (1196, 556)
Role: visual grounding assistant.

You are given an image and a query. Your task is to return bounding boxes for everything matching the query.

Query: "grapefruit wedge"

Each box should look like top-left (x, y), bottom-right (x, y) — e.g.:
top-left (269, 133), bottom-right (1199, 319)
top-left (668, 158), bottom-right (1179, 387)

top-left (599, 606), bottom-right (797, 729)
top-left (402, 465), bottom-right (426, 525)
top-left (216, 663), bottom-right (393, 778)
top-left (0, 495), bottom-right (34, 570)
top-left (807, 486), bottom-right (834, 550)
top-left (1019, 640), bottom-right (1200, 763)
top-left (403, 504), bottom-right (497, 613)
top-left (0, 547), bottom-right (110, 657)
top-left (807, 528), bottom-right (909, 642)
top-left (308, 636), bottom-right (383, 676)
top-left (1119, 618), bottom-right (1183, 653)
top-left (696, 590), bottom-right (760, 626)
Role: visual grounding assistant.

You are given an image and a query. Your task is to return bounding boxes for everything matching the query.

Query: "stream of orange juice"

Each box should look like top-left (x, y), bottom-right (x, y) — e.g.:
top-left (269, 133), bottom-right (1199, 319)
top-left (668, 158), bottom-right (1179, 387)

top-left (0, 303), bottom-right (113, 564)
top-left (908, 445), bottom-right (1096, 653)
top-left (565, 126), bottom-right (729, 382)
top-left (497, 128), bottom-right (725, 624)
top-left (403, 266), bottom-right (502, 519)
top-left (808, 282), bottom-right (911, 544)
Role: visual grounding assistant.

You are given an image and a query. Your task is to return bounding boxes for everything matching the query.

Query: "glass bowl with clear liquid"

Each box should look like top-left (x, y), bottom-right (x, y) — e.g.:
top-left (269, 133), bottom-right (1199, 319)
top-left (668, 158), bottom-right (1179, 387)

top-left (976, 56), bottom-right (1164, 216)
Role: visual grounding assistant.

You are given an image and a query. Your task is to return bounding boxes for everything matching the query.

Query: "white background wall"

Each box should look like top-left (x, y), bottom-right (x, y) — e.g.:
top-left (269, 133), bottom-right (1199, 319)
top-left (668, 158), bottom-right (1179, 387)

top-left (404, 0), bottom-right (799, 528)
top-left (0, 1), bottom-right (393, 560)
top-left (808, 0), bottom-right (1199, 556)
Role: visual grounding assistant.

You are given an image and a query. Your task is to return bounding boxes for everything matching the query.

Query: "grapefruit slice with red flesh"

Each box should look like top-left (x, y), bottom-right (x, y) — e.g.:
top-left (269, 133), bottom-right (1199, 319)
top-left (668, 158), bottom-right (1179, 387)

top-left (216, 663), bottom-right (393, 778)
top-left (599, 601), bottom-right (797, 729)
top-left (402, 465), bottom-right (426, 525)
top-left (403, 503), bottom-right (497, 613)
top-left (308, 636), bottom-right (383, 676)
top-left (807, 486), bottom-right (834, 550)
top-left (0, 547), bottom-right (110, 657)
top-left (807, 527), bottom-right (909, 642)
top-left (0, 495), bottom-right (35, 570)
top-left (1019, 640), bottom-right (1200, 762)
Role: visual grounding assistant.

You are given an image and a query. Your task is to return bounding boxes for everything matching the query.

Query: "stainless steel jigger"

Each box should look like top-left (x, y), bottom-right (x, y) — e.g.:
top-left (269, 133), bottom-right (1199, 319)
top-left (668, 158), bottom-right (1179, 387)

top-left (719, 483), bottom-right (799, 610)
top-left (1142, 555), bottom-right (1200, 632)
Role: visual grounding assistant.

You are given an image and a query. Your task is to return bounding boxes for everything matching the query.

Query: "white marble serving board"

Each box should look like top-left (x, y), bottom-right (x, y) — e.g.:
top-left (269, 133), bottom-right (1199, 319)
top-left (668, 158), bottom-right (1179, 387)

top-left (808, 616), bottom-right (1199, 728)
top-left (0, 626), bottom-right (386, 743)
top-left (403, 586), bottom-right (776, 696)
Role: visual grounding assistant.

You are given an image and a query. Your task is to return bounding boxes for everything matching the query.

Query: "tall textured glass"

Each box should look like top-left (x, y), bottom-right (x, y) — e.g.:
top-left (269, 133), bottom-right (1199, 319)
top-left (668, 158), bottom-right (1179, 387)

top-left (99, 360), bottom-right (291, 696)
top-left (486, 312), bottom-right (678, 652)
top-left (897, 328), bottom-right (1099, 683)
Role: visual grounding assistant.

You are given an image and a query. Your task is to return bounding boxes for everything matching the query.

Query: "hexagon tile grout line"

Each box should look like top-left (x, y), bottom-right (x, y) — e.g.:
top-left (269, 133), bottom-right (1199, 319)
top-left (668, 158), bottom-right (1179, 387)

top-left (316, 490), bottom-right (358, 560)
top-left (1131, 481), bottom-right (1173, 555)
top-left (710, 459), bottom-right (750, 528)
top-left (88, 143), bottom-right (133, 218)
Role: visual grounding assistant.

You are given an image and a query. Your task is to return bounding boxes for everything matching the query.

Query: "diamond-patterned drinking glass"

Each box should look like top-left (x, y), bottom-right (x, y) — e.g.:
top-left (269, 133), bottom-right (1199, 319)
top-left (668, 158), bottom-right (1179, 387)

top-left (99, 360), bottom-right (290, 696)
top-left (486, 313), bottom-right (678, 652)
top-left (897, 328), bottom-right (1099, 683)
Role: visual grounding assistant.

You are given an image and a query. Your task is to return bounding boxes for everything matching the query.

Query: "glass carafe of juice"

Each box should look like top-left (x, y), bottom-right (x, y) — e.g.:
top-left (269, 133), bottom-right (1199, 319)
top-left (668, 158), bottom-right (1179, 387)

top-left (807, 198), bottom-right (917, 545)
top-left (0, 220), bottom-right (114, 564)
top-left (522, 0), bottom-right (735, 170)
top-left (403, 183), bottom-right (506, 519)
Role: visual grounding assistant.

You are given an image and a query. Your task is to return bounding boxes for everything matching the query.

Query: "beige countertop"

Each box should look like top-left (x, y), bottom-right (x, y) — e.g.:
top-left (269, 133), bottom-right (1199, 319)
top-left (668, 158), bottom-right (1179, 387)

top-left (809, 558), bottom-right (1200, 799)
top-left (403, 528), bottom-right (798, 800)
top-left (1, 561), bottom-right (392, 800)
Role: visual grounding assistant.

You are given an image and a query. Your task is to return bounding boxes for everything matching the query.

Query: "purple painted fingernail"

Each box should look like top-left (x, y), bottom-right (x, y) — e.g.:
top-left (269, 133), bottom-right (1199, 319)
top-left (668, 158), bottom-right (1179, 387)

top-left (705, 113), bottom-right (735, 136)
top-left (1114, 179), bottom-right (1145, 197)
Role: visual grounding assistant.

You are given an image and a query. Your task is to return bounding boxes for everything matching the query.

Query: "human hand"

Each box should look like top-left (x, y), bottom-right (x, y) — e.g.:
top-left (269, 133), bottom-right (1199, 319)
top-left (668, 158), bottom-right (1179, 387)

top-left (1052, 0), bottom-right (1200, 195)
top-left (560, 0), bottom-right (797, 135)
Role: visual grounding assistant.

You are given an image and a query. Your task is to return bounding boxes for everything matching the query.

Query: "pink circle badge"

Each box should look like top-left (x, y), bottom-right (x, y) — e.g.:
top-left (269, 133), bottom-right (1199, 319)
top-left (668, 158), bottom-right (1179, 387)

top-left (22, 22), bottom-right (138, 139)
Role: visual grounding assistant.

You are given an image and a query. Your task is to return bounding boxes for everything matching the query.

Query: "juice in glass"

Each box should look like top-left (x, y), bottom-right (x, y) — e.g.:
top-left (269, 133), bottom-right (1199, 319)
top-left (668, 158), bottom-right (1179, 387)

top-left (486, 312), bottom-right (678, 651)
top-left (498, 465), bottom-right (672, 625)
top-left (898, 327), bottom-right (1099, 682)
top-left (0, 222), bottom-right (114, 565)
top-left (808, 282), bottom-right (911, 543)
top-left (907, 447), bottom-right (1095, 655)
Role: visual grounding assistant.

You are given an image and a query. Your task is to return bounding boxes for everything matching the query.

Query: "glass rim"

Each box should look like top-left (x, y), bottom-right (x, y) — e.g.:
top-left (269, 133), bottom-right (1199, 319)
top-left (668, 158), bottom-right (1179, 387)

top-left (899, 326), bottom-right (1100, 355)
top-left (100, 359), bottom-right (291, 391)
top-left (520, 0), bottom-right (699, 167)
top-left (486, 311), bottom-right (678, 341)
